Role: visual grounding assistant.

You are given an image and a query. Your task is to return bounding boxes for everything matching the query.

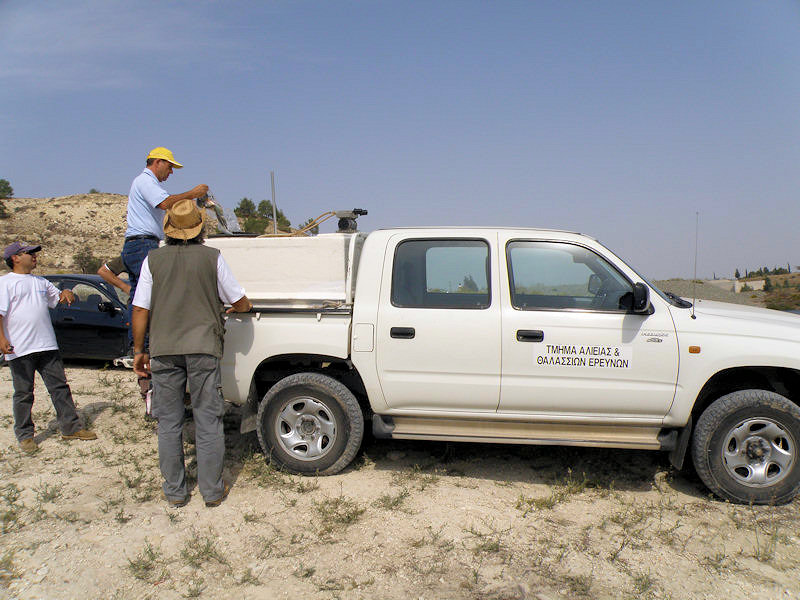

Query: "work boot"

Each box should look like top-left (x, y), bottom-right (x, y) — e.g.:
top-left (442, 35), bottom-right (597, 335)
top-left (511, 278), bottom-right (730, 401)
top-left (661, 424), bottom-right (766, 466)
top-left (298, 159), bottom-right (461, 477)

top-left (61, 429), bottom-right (98, 441)
top-left (161, 492), bottom-right (190, 508)
top-left (19, 438), bottom-right (38, 454)
top-left (205, 483), bottom-right (230, 508)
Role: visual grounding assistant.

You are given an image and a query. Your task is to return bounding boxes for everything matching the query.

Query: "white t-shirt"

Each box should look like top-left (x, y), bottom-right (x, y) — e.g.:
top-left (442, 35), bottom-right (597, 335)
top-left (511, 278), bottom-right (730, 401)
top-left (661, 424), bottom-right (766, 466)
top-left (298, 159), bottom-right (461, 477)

top-left (132, 253), bottom-right (245, 310)
top-left (0, 273), bottom-right (61, 360)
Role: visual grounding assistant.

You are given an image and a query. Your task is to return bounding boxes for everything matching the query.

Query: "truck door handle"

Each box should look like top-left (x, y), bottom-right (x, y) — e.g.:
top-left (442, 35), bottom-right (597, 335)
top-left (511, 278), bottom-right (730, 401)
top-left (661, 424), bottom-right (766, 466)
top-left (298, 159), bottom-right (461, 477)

top-left (390, 327), bottom-right (415, 339)
top-left (62, 316), bottom-right (75, 322)
top-left (517, 329), bottom-right (544, 342)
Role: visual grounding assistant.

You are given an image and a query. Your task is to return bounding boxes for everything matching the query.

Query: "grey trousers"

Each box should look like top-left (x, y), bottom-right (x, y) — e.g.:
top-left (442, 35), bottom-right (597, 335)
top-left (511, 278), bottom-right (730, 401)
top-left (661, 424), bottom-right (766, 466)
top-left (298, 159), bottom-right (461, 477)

top-left (150, 354), bottom-right (225, 503)
top-left (9, 350), bottom-right (81, 441)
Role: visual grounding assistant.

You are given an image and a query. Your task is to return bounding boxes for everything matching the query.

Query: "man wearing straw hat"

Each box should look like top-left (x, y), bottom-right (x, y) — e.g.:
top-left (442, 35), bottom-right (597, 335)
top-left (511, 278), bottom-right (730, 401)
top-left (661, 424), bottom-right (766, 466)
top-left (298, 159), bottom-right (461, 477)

top-left (131, 199), bottom-right (252, 508)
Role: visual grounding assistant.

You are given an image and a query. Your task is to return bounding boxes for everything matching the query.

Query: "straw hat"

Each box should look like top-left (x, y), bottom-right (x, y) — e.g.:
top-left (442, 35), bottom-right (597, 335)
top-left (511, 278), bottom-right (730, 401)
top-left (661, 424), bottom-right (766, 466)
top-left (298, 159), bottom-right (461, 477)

top-left (163, 199), bottom-right (205, 240)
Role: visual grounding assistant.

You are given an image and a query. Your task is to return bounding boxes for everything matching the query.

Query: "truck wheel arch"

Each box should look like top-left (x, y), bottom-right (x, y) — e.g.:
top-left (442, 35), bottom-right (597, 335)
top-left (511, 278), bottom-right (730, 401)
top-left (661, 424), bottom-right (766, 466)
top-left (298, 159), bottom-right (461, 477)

top-left (240, 354), bottom-right (369, 435)
top-left (691, 366), bottom-right (800, 419)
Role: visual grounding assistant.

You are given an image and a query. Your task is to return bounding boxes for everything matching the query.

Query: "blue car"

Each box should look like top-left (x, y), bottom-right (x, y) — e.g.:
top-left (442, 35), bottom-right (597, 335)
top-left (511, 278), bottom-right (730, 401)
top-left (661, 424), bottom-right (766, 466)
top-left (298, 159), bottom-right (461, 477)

top-left (43, 274), bottom-right (129, 361)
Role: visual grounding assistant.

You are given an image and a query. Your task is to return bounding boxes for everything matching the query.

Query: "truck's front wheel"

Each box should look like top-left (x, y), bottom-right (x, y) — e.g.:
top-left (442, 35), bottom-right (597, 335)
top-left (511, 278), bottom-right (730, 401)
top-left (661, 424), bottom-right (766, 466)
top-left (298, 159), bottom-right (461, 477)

top-left (256, 372), bottom-right (364, 475)
top-left (692, 389), bottom-right (800, 504)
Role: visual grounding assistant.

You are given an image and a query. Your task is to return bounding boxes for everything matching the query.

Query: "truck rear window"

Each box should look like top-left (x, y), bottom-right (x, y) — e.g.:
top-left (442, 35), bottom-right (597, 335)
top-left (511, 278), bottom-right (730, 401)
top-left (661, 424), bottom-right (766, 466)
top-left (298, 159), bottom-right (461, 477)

top-left (392, 239), bottom-right (490, 309)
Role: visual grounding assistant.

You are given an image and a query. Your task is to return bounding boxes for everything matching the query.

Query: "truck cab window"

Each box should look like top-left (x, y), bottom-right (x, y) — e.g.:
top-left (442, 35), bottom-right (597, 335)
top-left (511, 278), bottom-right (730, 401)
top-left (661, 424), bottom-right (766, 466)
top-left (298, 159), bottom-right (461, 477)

top-left (507, 241), bottom-right (633, 311)
top-left (392, 239), bottom-right (490, 309)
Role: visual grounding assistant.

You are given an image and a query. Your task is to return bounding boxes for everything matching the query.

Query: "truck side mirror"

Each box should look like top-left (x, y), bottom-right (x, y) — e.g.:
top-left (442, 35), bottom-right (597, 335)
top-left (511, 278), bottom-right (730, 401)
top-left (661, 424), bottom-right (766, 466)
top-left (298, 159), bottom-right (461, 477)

top-left (632, 282), bottom-right (650, 313)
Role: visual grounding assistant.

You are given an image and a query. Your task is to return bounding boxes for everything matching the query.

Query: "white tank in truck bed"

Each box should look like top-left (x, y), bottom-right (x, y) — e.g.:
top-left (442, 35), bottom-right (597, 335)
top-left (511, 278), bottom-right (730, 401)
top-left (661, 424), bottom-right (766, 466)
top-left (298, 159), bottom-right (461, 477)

top-left (206, 233), bottom-right (366, 309)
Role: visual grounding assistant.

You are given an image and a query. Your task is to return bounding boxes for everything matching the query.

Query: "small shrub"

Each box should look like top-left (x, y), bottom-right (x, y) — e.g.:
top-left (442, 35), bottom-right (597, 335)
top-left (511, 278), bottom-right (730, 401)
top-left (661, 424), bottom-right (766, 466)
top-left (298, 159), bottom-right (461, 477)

top-left (73, 248), bottom-right (103, 274)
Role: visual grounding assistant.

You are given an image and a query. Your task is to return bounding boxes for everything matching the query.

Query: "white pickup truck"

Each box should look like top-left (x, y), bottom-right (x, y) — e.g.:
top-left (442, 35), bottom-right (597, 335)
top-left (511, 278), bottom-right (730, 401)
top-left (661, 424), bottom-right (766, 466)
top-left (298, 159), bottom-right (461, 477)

top-left (207, 224), bottom-right (800, 505)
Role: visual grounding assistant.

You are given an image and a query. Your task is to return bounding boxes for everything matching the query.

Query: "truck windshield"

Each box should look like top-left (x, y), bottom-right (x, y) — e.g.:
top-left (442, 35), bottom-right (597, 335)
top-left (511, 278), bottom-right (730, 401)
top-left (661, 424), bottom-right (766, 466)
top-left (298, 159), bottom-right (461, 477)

top-left (599, 243), bottom-right (693, 309)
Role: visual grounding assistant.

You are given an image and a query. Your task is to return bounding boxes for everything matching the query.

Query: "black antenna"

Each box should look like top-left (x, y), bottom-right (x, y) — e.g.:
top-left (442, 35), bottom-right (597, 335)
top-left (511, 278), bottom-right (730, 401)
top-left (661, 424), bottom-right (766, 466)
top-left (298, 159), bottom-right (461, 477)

top-left (691, 211), bottom-right (698, 319)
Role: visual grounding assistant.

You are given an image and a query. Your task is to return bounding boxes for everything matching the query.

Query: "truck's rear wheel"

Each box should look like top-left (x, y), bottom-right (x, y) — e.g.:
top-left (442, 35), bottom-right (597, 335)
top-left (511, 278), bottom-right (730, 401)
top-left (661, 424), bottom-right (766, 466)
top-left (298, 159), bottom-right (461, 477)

top-left (692, 389), bottom-right (800, 504)
top-left (256, 372), bottom-right (364, 474)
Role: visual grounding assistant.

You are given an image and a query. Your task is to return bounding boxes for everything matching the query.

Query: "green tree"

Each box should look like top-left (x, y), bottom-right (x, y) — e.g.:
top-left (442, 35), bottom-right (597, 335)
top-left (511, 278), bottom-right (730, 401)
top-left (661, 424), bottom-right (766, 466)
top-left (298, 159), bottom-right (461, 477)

top-left (88, 188), bottom-right (101, 194)
top-left (234, 197), bottom-right (256, 219)
top-left (734, 268), bottom-right (740, 279)
top-left (0, 179), bottom-right (13, 199)
top-left (242, 216), bottom-right (269, 234)
top-left (73, 248), bottom-right (103, 274)
top-left (256, 199), bottom-right (273, 219)
top-left (257, 199), bottom-right (291, 230)
top-left (764, 276), bottom-right (773, 292)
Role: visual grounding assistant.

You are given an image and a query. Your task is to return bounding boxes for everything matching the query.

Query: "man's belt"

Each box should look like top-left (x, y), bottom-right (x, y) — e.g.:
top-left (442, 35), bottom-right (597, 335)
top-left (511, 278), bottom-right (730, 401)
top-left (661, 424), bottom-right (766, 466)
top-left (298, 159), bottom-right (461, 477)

top-left (124, 235), bottom-right (160, 242)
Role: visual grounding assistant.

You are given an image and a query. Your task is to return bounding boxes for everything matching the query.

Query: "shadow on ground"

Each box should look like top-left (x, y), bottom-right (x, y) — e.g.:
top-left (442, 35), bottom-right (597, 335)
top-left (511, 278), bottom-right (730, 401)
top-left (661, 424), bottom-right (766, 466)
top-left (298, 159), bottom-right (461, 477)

top-left (221, 403), bottom-right (709, 502)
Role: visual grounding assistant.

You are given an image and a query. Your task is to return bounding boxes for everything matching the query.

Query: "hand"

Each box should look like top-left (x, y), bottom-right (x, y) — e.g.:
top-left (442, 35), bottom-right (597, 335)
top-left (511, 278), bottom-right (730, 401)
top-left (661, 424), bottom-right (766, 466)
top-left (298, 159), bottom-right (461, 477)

top-left (0, 338), bottom-right (13, 354)
top-left (133, 352), bottom-right (151, 377)
top-left (226, 296), bottom-right (253, 313)
top-left (60, 289), bottom-right (75, 305)
top-left (191, 184), bottom-right (209, 198)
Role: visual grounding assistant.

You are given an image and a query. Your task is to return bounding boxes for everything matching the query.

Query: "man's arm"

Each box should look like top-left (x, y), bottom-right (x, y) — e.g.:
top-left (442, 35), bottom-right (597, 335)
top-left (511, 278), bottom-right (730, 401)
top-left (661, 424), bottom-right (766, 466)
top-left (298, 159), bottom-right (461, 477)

top-left (156, 185), bottom-right (209, 210)
top-left (131, 306), bottom-right (151, 376)
top-left (0, 315), bottom-right (12, 355)
top-left (97, 264), bottom-right (131, 294)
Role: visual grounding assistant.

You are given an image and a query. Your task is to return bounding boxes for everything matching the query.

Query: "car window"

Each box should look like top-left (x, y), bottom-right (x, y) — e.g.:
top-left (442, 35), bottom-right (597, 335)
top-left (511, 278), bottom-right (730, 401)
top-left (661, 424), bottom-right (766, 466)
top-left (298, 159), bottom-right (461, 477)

top-left (507, 241), bottom-right (633, 311)
top-left (392, 239), bottom-right (490, 309)
top-left (58, 281), bottom-right (115, 311)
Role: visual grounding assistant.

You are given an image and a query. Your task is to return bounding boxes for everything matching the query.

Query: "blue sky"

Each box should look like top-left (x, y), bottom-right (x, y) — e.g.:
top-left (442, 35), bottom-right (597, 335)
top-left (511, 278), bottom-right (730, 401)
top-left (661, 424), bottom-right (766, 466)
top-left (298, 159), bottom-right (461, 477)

top-left (2, 1), bottom-right (799, 279)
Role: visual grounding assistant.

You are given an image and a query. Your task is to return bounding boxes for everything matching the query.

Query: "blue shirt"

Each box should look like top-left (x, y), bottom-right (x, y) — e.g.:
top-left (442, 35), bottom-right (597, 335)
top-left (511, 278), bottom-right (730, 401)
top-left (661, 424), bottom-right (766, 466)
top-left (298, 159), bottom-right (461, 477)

top-left (125, 168), bottom-right (170, 238)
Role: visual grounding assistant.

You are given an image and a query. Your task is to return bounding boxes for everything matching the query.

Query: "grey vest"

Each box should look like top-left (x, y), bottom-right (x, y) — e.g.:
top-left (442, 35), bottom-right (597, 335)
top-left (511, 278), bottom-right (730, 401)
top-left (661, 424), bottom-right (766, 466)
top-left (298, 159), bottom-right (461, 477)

top-left (147, 244), bottom-right (224, 358)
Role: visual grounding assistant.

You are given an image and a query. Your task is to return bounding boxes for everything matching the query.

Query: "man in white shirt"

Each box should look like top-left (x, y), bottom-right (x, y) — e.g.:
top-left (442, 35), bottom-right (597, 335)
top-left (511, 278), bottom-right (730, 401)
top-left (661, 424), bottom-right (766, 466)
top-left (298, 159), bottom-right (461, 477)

top-left (0, 242), bottom-right (98, 453)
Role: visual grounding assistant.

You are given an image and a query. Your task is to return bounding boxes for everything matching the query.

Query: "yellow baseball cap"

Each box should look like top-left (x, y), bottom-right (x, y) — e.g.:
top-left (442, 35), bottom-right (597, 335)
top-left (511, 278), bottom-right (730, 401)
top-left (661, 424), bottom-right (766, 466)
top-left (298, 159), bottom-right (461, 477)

top-left (146, 147), bottom-right (183, 168)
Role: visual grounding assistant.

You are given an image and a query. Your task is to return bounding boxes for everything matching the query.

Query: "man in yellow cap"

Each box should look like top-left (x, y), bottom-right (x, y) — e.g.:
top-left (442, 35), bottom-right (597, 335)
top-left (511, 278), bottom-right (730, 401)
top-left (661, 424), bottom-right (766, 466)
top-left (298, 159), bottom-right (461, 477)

top-left (121, 147), bottom-right (208, 351)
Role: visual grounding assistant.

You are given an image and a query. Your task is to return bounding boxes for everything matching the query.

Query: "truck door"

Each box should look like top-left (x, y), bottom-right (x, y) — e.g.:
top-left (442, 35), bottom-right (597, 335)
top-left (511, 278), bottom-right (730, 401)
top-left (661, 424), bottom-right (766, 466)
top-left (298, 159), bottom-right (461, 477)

top-left (375, 235), bottom-right (501, 411)
top-left (498, 238), bottom-right (678, 418)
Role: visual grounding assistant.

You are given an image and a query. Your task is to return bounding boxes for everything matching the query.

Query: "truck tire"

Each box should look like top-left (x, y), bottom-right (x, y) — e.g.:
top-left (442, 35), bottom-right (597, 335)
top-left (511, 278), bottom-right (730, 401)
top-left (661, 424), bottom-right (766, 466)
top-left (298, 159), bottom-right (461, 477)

top-left (256, 372), bottom-right (364, 475)
top-left (691, 389), bottom-right (800, 504)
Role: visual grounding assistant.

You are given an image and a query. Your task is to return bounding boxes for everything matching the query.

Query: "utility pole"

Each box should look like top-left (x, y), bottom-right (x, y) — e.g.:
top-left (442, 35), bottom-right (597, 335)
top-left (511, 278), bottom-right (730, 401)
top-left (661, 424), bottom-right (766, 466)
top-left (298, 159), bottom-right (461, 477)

top-left (270, 171), bottom-right (277, 234)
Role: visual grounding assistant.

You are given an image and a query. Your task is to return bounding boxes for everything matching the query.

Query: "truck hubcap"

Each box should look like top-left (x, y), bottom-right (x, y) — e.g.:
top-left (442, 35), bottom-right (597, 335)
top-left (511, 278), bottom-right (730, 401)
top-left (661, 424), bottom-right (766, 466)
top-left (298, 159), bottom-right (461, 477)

top-left (275, 397), bottom-right (337, 461)
top-left (722, 418), bottom-right (795, 487)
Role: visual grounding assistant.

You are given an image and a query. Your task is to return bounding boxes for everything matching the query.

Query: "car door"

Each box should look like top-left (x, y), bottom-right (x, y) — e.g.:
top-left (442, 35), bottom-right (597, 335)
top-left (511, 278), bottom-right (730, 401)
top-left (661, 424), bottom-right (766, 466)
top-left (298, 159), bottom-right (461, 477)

top-left (375, 234), bottom-right (501, 412)
top-left (498, 237), bottom-right (679, 419)
top-left (51, 279), bottom-right (127, 359)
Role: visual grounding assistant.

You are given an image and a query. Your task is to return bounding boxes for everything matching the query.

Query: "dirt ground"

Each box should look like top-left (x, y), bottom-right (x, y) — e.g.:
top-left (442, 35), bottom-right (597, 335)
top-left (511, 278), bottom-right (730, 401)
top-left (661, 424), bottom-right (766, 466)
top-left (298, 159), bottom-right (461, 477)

top-left (1, 364), bottom-right (799, 600)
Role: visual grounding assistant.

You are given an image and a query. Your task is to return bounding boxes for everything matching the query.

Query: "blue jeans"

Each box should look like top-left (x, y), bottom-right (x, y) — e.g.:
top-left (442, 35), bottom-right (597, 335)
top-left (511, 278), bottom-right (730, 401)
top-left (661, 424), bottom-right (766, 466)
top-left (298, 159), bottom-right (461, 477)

top-left (9, 350), bottom-right (81, 441)
top-left (122, 237), bottom-right (159, 345)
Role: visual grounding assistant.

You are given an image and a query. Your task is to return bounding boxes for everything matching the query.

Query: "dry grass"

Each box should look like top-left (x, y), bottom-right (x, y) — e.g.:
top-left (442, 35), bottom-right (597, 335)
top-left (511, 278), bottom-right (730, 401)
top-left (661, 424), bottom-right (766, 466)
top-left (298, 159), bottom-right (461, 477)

top-left (1, 364), bottom-right (799, 599)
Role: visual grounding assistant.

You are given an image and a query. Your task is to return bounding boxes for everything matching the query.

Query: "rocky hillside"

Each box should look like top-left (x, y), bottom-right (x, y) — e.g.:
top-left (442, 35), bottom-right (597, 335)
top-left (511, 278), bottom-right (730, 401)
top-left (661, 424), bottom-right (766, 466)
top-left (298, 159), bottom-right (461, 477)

top-left (0, 194), bottom-right (219, 274)
top-left (655, 278), bottom-right (765, 307)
